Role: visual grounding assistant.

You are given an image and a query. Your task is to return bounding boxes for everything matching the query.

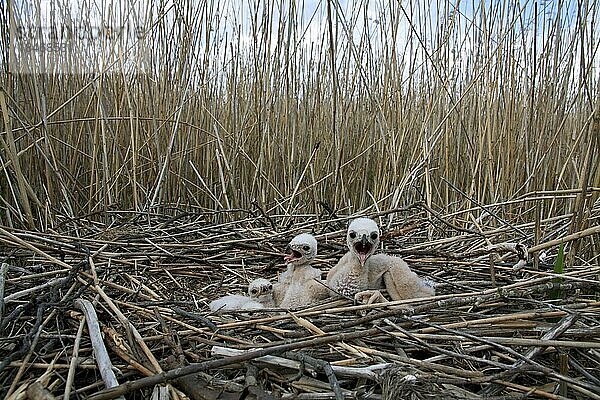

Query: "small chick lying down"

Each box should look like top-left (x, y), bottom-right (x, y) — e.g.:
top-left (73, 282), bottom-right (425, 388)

top-left (209, 278), bottom-right (274, 312)
top-left (209, 295), bottom-right (264, 312)
top-left (249, 278), bottom-right (276, 308)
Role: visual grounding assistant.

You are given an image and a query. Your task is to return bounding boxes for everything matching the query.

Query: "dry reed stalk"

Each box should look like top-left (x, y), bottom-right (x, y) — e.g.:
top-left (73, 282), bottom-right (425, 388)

top-left (0, 90), bottom-right (35, 228)
top-left (62, 318), bottom-right (85, 400)
top-left (74, 299), bottom-right (125, 399)
top-left (0, 1), bottom-right (597, 227)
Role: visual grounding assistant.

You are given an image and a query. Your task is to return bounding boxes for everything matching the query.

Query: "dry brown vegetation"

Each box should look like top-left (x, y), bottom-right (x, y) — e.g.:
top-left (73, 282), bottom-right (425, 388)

top-left (1, 209), bottom-right (600, 399)
top-left (1, 0), bottom-right (600, 399)
top-left (1, 0), bottom-right (598, 229)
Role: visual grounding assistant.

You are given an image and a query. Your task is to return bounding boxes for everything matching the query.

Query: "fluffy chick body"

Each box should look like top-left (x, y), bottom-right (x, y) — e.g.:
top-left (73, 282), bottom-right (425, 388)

top-left (208, 295), bottom-right (264, 312)
top-left (273, 233), bottom-right (328, 309)
top-left (327, 253), bottom-right (434, 300)
top-left (326, 218), bottom-right (434, 301)
top-left (275, 265), bottom-right (326, 308)
top-left (209, 278), bottom-right (274, 312)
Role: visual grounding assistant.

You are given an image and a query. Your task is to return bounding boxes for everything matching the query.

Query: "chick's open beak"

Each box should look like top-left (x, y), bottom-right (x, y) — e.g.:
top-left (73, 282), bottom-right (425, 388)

top-left (353, 234), bottom-right (373, 265)
top-left (284, 245), bottom-right (302, 263)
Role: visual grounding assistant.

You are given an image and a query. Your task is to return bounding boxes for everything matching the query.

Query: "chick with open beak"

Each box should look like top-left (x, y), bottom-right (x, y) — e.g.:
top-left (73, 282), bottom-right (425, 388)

top-left (347, 217), bottom-right (380, 266)
top-left (273, 233), bottom-right (328, 309)
top-left (283, 233), bottom-right (317, 266)
top-left (326, 217), bottom-right (434, 302)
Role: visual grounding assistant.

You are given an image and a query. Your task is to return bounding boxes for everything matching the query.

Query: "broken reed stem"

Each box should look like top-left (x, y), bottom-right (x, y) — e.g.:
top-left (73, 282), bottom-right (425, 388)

top-left (284, 352), bottom-right (344, 400)
top-left (4, 275), bottom-right (72, 303)
top-left (528, 224), bottom-right (600, 253)
top-left (0, 263), bottom-right (8, 321)
top-left (480, 313), bottom-right (580, 396)
top-left (6, 309), bottom-right (57, 397)
top-left (74, 299), bottom-right (125, 400)
top-left (0, 227), bottom-right (72, 269)
top-left (63, 318), bottom-right (85, 400)
top-left (211, 346), bottom-right (388, 382)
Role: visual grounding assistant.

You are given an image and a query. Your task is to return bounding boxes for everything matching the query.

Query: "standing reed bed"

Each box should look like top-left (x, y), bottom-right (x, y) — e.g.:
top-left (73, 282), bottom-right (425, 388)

top-left (0, 0), bottom-right (597, 231)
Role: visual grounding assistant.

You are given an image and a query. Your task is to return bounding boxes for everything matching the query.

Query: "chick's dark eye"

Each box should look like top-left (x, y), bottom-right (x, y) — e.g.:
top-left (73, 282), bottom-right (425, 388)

top-left (303, 245), bottom-right (310, 251)
top-left (250, 289), bottom-right (257, 295)
top-left (349, 231), bottom-right (357, 239)
top-left (370, 232), bottom-right (378, 240)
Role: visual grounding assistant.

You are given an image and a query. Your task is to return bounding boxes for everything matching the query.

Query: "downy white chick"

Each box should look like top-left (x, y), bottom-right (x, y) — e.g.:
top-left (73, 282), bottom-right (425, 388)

top-left (273, 233), bottom-right (329, 309)
top-left (326, 217), bottom-right (434, 303)
top-left (209, 278), bottom-right (274, 312)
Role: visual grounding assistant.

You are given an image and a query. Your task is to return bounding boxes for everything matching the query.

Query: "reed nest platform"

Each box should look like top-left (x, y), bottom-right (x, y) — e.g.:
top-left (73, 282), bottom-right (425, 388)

top-left (1, 203), bottom-right (599, 400)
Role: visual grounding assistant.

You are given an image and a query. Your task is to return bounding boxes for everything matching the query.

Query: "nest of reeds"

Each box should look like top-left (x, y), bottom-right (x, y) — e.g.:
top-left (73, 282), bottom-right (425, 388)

top-left (1, 202), bottom-right (599, 400)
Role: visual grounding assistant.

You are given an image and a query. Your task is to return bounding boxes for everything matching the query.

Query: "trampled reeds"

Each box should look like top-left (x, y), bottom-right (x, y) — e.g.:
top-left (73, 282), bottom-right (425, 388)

top-left (0, 207), bottom-right (599, 398)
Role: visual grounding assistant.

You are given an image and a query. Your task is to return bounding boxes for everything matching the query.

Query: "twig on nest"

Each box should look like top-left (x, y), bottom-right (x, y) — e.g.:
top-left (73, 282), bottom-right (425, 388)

top-left (0, 263), bottom-right (8, 320)
top-left (171, 307), bottom-right (217, 331)
top-left (481, 313), bottom-right (581, 397)
top-left (75, 299), bottom-right (125, 400)
top-left (283, 352), bottom-right (344, 400)
top-left (211, 346), bottom-right (389, 381)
